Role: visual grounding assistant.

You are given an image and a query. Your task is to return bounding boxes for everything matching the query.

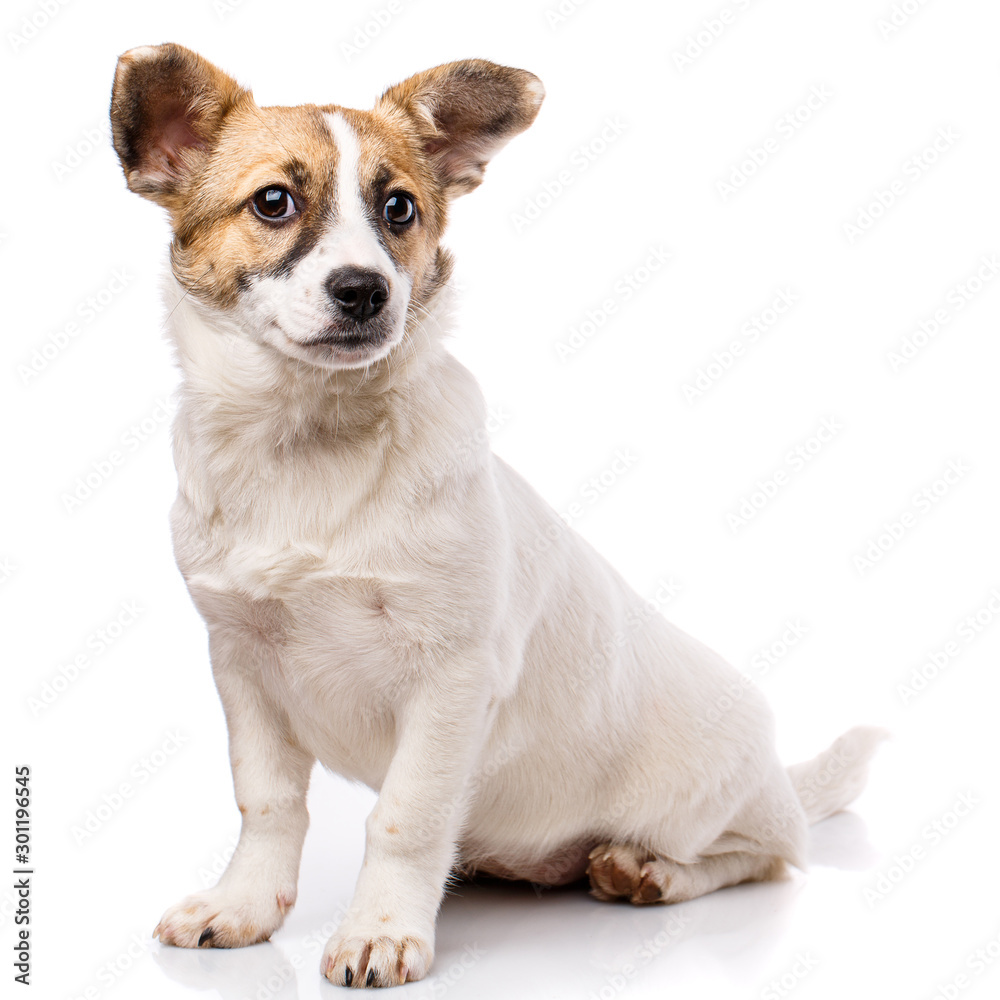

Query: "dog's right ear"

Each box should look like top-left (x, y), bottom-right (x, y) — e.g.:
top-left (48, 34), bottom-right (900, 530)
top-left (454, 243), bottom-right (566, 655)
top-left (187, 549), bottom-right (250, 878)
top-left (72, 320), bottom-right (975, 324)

top-left (110, 43), bottom-right (249, 207)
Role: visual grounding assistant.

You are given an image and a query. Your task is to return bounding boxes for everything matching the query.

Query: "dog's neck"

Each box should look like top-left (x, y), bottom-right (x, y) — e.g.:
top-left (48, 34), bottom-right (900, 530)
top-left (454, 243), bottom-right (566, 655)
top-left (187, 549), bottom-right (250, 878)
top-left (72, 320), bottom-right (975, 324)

top-left (163, 274), bottom-right (488, 542)
top-left (164, 274), bottom-right (455, 447)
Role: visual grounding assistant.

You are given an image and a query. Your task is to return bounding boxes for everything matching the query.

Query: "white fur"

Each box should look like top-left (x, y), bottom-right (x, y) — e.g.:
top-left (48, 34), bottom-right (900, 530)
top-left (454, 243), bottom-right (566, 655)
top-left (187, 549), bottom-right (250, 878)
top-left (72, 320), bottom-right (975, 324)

top-left (153, 272), bottom-right (885, 983)
top-left (150, 110), bottom-right (885, 992)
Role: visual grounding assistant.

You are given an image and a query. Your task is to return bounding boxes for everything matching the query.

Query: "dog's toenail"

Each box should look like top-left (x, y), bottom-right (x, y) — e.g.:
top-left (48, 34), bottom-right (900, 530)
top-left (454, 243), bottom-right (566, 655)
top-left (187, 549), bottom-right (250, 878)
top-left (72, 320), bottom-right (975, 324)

top-left (345, 967), bottom-right (353, 986)
top-left (198, 928), bottom-right (214, 946)
top-left (367, 968), bottom-right (376, 987)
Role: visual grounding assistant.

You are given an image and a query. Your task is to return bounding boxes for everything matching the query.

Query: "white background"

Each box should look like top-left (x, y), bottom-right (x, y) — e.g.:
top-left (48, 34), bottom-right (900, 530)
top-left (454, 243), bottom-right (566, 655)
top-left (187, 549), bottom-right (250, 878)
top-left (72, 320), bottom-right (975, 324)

top-left (4, 0), bottom-right (1000, 998)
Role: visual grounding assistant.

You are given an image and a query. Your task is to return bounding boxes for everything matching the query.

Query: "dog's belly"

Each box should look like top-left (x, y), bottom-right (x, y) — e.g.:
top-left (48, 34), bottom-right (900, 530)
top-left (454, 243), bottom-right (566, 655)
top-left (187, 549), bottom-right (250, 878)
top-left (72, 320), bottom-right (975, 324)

top-left (458, 841), bottom-right (594, 886)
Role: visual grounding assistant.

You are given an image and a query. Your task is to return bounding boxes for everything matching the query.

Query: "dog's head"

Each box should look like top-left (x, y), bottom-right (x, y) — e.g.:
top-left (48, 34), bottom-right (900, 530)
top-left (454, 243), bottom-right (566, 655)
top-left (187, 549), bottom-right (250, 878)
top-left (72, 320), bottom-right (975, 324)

top-left (110, 44), bottom-right (543, 370)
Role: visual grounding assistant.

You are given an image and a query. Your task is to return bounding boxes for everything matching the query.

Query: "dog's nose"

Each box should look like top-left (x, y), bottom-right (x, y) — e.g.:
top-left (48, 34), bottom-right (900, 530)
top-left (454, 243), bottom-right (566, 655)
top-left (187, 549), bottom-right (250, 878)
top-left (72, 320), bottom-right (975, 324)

top-left (325, 267), bottom-right (389, 320)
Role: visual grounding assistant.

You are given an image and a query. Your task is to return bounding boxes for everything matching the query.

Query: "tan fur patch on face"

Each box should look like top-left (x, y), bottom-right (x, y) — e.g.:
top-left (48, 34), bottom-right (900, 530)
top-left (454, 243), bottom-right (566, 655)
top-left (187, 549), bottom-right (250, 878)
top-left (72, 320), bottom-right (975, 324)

top-left (169, 103), bottom-right (337, 307)
top-left (168, 101), bottom-right (450, 316)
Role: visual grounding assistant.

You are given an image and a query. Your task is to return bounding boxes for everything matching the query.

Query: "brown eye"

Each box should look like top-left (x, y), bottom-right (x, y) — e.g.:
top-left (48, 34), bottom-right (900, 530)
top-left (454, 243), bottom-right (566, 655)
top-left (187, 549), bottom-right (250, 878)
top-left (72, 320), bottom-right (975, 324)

top-left (382, 191), bottom-right (415, 227)
top-left (252, 187), bottom-right (297, 221)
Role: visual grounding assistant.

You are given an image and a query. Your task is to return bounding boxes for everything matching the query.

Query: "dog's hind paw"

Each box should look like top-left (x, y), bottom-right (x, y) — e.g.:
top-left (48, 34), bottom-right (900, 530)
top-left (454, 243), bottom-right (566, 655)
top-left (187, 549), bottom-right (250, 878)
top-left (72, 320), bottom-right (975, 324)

top-left (588, 843), bottom-right (788, 905)
top-left (587, 843), bottom-right (665, 903)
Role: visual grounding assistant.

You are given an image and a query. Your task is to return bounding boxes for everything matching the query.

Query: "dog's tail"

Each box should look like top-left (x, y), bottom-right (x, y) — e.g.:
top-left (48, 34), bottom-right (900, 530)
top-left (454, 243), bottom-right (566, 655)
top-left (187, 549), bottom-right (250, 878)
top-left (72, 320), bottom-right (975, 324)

top-left (787, 725), bottom-right (889, 825)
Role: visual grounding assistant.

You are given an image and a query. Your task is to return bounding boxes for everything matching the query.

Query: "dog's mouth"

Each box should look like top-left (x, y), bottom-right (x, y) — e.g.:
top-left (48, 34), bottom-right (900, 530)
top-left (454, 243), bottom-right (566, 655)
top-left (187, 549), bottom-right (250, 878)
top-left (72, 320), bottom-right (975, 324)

top-left (266, 313), bottom-right (403, 370)
top-left (306, 326), bottom-right (389, 354)
top-left (308, 330), bottom-right (380, 349)
top-left (278, 320), bottom-right (397, 368)
top-left (279, 320), bottom-right (385, 350)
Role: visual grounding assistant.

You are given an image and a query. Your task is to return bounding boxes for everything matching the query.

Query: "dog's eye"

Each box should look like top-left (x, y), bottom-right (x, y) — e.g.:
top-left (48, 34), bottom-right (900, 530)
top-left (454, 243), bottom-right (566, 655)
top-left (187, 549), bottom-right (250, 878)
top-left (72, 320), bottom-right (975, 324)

top-left (252, 187), bottom-right (297, 221)
top-left (382, 192), bottom-right (415, 227)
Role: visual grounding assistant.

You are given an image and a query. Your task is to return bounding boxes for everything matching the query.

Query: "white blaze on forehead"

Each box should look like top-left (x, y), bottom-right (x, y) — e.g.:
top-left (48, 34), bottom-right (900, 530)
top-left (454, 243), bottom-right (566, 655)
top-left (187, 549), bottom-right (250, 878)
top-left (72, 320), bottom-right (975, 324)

top-left (325, 111), bottom-right (396, 274)
top-left (329, 114), bottom-right (366, 229)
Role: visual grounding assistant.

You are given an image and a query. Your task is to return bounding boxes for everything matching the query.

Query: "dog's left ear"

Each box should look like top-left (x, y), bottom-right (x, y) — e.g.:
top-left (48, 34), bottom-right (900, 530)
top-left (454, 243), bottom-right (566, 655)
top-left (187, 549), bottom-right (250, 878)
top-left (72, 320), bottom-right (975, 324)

top-left (378, 59), bottom-right (544, 197)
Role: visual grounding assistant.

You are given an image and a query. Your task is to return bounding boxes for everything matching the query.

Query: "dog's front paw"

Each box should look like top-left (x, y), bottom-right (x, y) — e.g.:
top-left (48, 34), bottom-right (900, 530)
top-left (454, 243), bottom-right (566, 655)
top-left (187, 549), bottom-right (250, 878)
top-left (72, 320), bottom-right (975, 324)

top-left (321, 923), bottom-right (433, 988)
top-left (154, 885), bottom-right (295, 948)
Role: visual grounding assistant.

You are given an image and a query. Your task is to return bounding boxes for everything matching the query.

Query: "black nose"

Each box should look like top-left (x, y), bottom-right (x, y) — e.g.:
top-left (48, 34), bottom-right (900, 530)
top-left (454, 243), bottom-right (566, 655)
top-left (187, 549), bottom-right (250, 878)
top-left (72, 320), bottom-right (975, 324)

top-left (325, 267), bottom-right (389, 320)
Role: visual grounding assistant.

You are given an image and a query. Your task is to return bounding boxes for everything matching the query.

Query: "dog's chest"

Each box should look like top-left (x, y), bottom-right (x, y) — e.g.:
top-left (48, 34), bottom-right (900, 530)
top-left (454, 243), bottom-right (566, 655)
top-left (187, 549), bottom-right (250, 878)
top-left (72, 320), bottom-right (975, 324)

top-left (167, 370), bottom-right (497, 782)
top-left (178, 522), bottom-right (440, 784)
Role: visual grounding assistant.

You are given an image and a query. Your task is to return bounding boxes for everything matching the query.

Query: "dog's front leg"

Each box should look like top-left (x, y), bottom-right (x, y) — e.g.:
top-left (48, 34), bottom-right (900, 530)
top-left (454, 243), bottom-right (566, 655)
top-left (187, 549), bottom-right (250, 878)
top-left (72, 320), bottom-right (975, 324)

top-left (322, 681), bottom-right (489, 988)
top-left (155, 633), bottom-right (315, 948)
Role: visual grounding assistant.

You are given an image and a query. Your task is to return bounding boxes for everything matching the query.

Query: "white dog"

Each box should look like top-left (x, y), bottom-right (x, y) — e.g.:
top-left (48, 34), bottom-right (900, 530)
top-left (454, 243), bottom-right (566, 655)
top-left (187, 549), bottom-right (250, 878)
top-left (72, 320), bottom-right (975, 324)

top-left (110, 44), bottom-right (885, 988)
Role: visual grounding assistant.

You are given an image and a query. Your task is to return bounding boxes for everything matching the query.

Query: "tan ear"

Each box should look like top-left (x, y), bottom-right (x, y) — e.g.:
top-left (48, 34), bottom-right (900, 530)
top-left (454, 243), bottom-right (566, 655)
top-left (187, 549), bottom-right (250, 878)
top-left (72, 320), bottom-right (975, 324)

top-left (109, 43), bottom-right (250, 206)
top-left (378, 59), bottom-right (544, 196)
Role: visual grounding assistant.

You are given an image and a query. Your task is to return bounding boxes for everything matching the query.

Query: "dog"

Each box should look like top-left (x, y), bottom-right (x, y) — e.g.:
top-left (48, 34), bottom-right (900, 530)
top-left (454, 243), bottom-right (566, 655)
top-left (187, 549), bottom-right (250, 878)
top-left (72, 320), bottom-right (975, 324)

top-left (110, 44), bottom-right (885, 988)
